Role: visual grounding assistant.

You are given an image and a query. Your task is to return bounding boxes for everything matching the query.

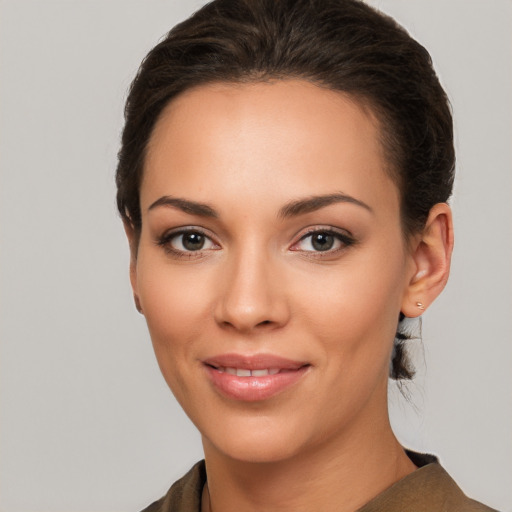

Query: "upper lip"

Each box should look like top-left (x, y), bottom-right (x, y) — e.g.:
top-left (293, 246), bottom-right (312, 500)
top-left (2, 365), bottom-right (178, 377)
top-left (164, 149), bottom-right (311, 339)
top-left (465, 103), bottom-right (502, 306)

top-left (203, 353), bottom-right (309, 371)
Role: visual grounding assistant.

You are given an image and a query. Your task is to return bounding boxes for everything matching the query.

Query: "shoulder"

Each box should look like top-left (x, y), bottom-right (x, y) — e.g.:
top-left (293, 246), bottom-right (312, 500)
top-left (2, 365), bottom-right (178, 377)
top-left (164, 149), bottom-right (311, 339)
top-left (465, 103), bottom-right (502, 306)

top-left (359, 451), bottom-right (499, 512)
top-left (140, 460), bottom-right (206, 512)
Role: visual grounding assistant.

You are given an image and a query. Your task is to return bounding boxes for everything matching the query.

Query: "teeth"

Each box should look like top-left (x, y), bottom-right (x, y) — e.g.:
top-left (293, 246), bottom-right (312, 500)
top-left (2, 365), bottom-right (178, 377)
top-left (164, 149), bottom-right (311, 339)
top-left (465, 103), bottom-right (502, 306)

top-left (220, 367), bottom-right (281, 377)
top-left (251, 369), bottom-right (270, 377)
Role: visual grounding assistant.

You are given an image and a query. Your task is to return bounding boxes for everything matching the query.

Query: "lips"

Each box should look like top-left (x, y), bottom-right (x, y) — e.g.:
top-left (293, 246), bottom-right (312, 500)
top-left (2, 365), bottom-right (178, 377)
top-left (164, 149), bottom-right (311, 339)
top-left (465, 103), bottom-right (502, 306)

top-left (203, 353), bottom-right (310, 402)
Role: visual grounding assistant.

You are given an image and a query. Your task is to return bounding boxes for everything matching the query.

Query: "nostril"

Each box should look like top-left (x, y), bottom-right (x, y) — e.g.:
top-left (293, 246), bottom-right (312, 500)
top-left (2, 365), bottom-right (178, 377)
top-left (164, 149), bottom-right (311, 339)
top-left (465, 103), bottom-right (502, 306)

top-left (257, 320), bottom-right (272, 327)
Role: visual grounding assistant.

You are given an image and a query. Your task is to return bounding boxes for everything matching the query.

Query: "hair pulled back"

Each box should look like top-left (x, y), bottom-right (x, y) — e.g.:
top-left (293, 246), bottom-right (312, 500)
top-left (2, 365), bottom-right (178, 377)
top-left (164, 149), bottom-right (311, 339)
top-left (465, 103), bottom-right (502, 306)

top-left (116, 0), bottom-right (455, 380)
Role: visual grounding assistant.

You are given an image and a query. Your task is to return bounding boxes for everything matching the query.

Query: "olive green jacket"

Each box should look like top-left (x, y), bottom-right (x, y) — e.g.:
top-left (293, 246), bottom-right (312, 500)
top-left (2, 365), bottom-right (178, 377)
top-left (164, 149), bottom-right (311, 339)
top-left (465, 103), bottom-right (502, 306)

top-left (141, 452), bottom-right (498, 512)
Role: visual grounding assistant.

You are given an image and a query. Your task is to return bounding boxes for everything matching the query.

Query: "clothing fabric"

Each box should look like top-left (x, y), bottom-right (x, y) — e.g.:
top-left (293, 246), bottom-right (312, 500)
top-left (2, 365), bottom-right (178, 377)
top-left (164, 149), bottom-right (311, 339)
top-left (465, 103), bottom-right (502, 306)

top-left (141, 451), bottom-right (498, 512)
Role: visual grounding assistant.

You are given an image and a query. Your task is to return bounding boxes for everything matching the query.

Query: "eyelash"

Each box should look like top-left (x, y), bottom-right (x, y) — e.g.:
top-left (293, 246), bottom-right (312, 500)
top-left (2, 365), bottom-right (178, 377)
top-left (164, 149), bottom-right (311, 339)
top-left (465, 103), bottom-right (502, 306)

top-left (156, 227), bottom-right (219, 259)
top-left (156, 226), bottom-right (356, 259)
top-left (291, 227), bottom-right (356, 256)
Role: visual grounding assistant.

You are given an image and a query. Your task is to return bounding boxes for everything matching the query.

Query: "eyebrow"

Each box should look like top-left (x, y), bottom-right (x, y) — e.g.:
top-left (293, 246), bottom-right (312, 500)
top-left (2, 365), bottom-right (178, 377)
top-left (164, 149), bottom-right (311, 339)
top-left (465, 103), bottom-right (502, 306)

top-left (278, 193), bottom-right (373, 218)
top-left (147, 192), bottom-right (372, 219)
top-left (148, 196), bottom-right (218, 218)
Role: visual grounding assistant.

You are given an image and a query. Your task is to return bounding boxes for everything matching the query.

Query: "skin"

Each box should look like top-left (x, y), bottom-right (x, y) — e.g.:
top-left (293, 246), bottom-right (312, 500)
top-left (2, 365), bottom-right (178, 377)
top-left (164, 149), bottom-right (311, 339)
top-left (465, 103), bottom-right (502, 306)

top-left (126, 80), bottom-right (453, 512)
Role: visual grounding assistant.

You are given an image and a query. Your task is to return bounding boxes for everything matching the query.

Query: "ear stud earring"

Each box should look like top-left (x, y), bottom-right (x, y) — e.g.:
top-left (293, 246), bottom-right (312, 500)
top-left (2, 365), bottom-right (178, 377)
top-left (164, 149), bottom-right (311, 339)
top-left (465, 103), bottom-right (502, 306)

top-left (416, 302), bottom-right (425, 310)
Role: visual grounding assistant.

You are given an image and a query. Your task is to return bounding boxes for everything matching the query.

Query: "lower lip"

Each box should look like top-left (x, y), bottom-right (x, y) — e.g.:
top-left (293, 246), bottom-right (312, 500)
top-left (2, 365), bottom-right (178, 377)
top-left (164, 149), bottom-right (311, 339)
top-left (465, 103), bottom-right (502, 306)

top-left (205, 366), bottom-right (309, 402)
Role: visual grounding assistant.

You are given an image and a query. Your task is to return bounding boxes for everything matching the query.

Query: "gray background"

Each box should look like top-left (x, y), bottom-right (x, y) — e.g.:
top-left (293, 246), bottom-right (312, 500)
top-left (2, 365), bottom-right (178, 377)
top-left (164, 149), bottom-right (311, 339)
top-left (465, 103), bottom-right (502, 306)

top-left (0, 0), bottom-right (510, 511)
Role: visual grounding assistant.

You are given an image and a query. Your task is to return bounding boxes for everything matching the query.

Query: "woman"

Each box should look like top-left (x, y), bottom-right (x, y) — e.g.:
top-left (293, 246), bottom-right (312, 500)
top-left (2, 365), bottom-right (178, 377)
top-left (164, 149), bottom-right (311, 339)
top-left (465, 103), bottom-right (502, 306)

top-left (116, 0), bottom-right (497, 510)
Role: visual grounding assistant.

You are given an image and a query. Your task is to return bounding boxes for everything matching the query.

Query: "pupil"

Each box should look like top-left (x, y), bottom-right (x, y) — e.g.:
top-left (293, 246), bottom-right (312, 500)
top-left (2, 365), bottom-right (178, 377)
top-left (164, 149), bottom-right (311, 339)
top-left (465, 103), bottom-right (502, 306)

top-left (183, 233), bottom-right (205, 251)
top-left (312, 233), bottom-right (334, 251)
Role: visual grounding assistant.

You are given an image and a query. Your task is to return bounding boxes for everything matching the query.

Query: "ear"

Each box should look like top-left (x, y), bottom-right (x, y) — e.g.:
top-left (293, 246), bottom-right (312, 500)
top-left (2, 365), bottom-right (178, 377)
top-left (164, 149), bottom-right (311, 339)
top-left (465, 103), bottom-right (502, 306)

top-left (401, 203), bottom-right (454, 318)
top-left (123, 220), bottom-right (144, 315)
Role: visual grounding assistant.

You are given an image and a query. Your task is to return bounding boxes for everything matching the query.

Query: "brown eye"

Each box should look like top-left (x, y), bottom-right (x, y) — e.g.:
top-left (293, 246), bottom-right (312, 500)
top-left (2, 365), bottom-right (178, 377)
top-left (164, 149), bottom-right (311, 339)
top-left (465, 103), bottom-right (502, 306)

top-left (181, 232), bottom-right (205, 251)
top-left (159, 229), bottom-right (217, 253)
top-left (295, 231), bottom-right (341, 252)
top-left (310, 233), bottom-right (335, 251)
top-left (291, 228), bottom-right (355, 254)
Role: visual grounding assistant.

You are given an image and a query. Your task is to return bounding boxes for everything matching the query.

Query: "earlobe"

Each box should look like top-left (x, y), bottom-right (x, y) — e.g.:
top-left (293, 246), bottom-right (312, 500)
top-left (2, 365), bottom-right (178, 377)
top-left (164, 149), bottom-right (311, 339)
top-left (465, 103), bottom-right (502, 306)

top-left (123, 220), bottom-right (144, 315)
top-left (133, 291), bottom-right (144, 314)
top-left (130, 262), bottom-right (144, 315)
top-left (401, 203), bottom-right (454, 318)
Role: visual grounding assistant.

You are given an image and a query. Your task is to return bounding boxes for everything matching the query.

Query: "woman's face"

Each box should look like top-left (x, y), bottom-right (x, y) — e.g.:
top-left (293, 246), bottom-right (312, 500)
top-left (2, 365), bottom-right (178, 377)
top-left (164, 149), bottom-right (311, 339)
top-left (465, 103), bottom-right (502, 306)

top-left (131, 80), bottom-right (418, 463)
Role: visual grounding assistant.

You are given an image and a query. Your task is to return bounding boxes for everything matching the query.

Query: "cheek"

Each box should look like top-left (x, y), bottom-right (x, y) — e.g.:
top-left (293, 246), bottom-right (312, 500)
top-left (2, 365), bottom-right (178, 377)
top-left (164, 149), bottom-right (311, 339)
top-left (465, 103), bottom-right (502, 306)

top-left (290, 254), bottom-right (406, 427)
top-left (135, 254), bottom-right (214, 389)
top-left (293, 247), bottom-right (406, 365)
top-left (137, 243), bottom-right (213, 324)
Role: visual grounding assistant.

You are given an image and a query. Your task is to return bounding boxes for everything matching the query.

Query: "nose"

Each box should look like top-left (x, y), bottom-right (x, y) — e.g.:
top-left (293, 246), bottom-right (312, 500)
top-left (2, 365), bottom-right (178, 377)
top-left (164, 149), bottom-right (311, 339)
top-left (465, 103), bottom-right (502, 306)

top-left (214, 246), bottom-right (290, 333)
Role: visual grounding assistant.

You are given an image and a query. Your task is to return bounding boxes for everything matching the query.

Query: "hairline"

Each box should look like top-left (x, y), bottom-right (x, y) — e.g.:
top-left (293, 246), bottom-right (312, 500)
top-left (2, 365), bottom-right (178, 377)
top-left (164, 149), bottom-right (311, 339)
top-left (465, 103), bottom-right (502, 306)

top-left (136, 76), bottom-right (410, 238)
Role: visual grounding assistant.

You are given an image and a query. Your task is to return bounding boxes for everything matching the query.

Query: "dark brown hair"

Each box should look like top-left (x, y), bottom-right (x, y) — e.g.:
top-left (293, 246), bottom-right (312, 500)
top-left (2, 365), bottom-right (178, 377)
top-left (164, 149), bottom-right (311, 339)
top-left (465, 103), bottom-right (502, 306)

top-left (116, 0), bottom-right (455, 380)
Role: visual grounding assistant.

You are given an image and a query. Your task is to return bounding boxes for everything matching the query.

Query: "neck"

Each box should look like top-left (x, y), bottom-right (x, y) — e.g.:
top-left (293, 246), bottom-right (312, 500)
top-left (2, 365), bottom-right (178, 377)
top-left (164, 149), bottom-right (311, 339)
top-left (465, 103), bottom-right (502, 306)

top-left (201, 396), bottom-right (416, 512)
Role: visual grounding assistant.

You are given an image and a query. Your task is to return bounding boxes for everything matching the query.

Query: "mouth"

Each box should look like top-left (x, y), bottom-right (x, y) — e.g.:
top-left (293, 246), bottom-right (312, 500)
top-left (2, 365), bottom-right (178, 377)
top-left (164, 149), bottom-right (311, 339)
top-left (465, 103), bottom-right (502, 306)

top-left (203, 354), bottom-right (310, 401)
top-left (206, 364), bottom-right (307, 376)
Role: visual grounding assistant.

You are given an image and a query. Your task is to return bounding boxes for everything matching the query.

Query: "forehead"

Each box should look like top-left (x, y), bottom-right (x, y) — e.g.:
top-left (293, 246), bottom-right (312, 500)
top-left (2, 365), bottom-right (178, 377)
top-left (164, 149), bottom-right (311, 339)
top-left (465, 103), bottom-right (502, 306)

top-left (142, 80), bottom-right (399, 217)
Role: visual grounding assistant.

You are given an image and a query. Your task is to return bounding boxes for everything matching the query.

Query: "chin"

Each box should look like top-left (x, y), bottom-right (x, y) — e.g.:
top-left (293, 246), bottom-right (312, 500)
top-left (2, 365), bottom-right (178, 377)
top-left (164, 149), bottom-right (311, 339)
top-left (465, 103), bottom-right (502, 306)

top-left (214, 438), bottom-right (301, 464)
top-left (202, 415), bottom-right (310, 464)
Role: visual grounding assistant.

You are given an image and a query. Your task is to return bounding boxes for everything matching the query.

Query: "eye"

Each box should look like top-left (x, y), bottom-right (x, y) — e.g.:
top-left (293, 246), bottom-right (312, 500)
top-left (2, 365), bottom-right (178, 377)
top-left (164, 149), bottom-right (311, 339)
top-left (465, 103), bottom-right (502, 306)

top-left (291, 229), bottom-right (355, 253)
top-left (158, 228), bottom-right (218, 254)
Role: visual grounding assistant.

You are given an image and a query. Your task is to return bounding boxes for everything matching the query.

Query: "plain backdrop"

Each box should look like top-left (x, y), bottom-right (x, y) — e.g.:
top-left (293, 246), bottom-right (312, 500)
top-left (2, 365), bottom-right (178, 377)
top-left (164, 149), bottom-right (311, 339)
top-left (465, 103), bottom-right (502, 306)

top-left (0, 1), bottom-right (511, 511)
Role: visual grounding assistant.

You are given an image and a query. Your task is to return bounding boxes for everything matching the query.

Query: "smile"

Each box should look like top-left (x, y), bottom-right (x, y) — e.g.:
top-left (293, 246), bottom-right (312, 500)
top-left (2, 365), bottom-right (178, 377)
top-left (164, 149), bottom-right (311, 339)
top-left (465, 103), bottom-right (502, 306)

top-left (203, 354), bottom-right (310, 401)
